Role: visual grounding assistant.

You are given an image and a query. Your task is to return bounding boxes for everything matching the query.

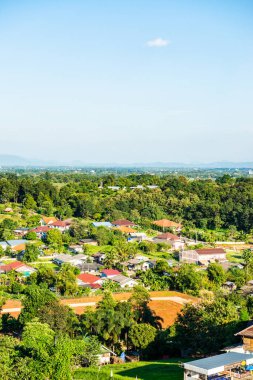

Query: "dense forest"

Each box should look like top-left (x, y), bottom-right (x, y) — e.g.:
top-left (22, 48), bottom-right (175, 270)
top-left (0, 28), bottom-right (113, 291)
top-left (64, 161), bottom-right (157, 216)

top-left (0, 173), bottom-right (253, 234)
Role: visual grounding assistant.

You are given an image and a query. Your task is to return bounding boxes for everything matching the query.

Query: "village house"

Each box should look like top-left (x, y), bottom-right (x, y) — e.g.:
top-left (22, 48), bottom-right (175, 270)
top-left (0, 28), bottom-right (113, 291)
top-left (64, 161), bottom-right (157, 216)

top-left (31, 226), bottom-right (51, 238)
top-left (81, 262), bottom-right (102, 274)
top-left (92, 252), bottom-right (106, 264)
top-left (0, 240), bottom-right (27, 252)
top-left (49, 220), bottom-right (70, 232)
top-left (0, 261), bottom-right (36, 276)
top-left (79, 238), bottom-right (98, 246)
top-left (179, 248), bottom-right (227, 265)
top-left (110, 274), bottom-right (137, 288)
top-left (101, 269), bottom-right (121, 279)
top-left (128, 232), bottom-right (148, 242)
top-left (153, 232), bottom-right (185, 250)
top-left (40, 216), bottom-right (58, 226)
top-left (53, 253), bottom-right (88, 267)
top-left (235, 325), bottom-right (253, 353)
top-left (13, 228), bottom-right (29, 237)
top-left (76, 273), bottom-right (102, 288)
top-left (92, 222), bottom-right (112, 228)
top-left (123, 257), bottom-right (151, 272)
top-left (111, 219), bottom-right (135, 228)
top-left (68, 244), bottom-right (84, 254)
top-left (153, 219), bottom-right (182, 232)
top-left (114, 226), bottom-right (136, 234)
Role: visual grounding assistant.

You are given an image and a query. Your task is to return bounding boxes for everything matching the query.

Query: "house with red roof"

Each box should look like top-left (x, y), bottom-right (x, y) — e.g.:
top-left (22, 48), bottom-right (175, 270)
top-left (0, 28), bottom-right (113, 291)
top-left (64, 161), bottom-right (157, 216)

top-left (77, 273), bottom-right (102, 288)
top-left (101, 269), bottom-right (121, 278)
top-left (31, 226), bottom-right (51, 238)
top-left (49, 220), bottom-right (70, 232)
top-left (111, 219), bottom-right (135, 228)
top-left (0, 261), bottom-right (36, 276)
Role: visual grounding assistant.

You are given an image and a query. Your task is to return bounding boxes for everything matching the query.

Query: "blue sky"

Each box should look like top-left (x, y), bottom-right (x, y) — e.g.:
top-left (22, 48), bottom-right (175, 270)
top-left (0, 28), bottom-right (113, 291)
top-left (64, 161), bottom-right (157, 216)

top-left (0, 0), bottom-right (253, 164)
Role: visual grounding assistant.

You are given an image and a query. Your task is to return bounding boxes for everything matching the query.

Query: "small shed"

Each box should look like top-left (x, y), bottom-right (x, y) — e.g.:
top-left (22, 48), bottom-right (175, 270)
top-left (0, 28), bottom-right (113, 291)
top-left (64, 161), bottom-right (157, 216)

top-left (98, 346), bottom-right (117, 365)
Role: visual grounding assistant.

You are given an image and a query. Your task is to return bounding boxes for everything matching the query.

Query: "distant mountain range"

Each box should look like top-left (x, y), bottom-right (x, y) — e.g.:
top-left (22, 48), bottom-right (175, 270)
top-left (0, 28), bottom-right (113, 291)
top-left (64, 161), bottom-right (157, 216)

top-left (0, 155), bottom-right (253, 168)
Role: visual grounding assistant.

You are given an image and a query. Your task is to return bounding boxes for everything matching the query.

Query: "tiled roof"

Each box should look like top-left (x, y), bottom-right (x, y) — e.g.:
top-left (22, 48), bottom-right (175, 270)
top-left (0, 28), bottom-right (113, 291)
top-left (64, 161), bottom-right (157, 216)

top-left (0, 261), bottom-right (25, 272)
top-left (195, 248), bottom-right (226, 255)
top-left (50, 221), bottom-right (69, 227)
top-left (115, 226), bottom-right (135, 233)
top-left (90, 283), bottom-right (101, 289)
top-left (42, 216), bottom-right (58, 225)
top-left (102, 269), bottom-right (121, 276)
top-left (112, 219), bottom-right (135, 227)
top-left (156, 232), bottom-right (181, 241)
top-left (235, 325), bottom-right (253, 337)
top-left (6, 239), bottom-right (27, 247)
top-left (13, 243), bottom-right (26, 252)
top-left (77, 273), bottom-right (100, 284)
top-left (153, 219), bottom-right (182, 228)
top-left (31, 226), bottom-right (51, 233)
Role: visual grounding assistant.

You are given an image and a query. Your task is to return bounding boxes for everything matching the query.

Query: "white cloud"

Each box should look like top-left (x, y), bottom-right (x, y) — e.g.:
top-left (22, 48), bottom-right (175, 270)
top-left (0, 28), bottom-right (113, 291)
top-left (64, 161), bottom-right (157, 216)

top-left (146, 38), bottom-right (170, 47)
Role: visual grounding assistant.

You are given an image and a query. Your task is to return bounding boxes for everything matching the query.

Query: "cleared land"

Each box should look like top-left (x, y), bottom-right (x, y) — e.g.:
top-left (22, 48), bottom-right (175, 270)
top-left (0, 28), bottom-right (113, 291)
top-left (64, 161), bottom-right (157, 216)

top-left (1, 291), bottom-right (196, 328)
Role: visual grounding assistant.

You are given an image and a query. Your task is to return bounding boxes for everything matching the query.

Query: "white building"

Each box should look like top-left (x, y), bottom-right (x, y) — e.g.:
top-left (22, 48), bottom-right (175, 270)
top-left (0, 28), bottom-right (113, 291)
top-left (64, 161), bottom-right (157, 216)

top-left (179, 248), bottom-right (226, 265)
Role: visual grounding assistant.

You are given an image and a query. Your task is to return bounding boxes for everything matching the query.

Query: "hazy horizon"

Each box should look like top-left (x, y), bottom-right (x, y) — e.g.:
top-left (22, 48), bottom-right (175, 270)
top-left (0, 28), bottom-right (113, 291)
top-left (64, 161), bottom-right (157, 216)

top-left (1, 0), bottom-right (253, 163)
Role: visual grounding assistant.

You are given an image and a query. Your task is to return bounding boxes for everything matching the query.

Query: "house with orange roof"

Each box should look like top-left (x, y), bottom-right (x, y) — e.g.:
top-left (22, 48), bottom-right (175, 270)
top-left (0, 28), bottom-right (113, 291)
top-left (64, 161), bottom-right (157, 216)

top-left (0, 240), bottom-right (27, 252)
top-left (40, 216), bottom-right (58, 226)
top-left (114, 226), bottom-right (136, 234)
top-left (153, 219), bottom-right (182, 232)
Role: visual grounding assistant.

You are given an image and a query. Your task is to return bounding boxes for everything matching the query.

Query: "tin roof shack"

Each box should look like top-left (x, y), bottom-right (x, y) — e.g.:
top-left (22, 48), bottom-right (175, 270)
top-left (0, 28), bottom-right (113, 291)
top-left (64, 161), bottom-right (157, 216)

top-left (183, 352), bottom-right (253, 380)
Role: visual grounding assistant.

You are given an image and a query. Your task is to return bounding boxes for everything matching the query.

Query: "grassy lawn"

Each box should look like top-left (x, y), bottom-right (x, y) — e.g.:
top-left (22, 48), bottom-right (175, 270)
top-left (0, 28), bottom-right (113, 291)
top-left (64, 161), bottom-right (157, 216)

top-left (74, 359), bottom-right (185, 380)
top-left (226, 250), bottom-right (244, 263)
top-left (32, 262), bottom-right (59, 270)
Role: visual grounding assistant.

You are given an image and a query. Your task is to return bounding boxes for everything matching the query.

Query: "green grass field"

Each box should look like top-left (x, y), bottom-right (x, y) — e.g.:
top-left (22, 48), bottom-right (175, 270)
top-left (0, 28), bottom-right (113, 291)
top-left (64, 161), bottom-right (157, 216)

top-left (74, 359), bottom-right (185, 380)
top-left (226, 250), bottom-right (244, 263)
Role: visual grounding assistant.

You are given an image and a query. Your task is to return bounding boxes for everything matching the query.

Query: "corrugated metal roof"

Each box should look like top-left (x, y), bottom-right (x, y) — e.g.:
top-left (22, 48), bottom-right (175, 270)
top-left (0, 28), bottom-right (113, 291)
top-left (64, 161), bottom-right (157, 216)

top-left (185, 352), bottom-right (253, 372)
top-left (92, 222), bottom-right (112, 227)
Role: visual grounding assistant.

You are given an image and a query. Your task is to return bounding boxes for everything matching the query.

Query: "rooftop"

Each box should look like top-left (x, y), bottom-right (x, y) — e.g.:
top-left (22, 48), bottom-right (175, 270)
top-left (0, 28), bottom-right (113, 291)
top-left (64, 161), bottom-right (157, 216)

top-left (112, 219), bottom-right (135, 227)
top-left (0, 261), bottom-right (29, 272)
top-left (184, 352), bottom-right (253, 376)
top-left (77, 273), bottom-right (100, 284)
top-left (235, 325), bottom-right (253, 338)
top-left (156, 232), bottom-right (181, 241)
top-left (195, 248), bottom-right (226, 255)
top-left (153, 219), bottom-right (182, 228)
top-left (102, 269), bottom-right (121, 276)
top-left (92, 222), bottom-right (112, 227)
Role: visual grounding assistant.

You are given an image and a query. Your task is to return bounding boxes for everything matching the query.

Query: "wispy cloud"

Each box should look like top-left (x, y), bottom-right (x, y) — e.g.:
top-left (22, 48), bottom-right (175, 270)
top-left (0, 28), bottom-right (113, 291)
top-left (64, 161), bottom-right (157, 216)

top-left (146, 37), bottom-right (170, 47)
